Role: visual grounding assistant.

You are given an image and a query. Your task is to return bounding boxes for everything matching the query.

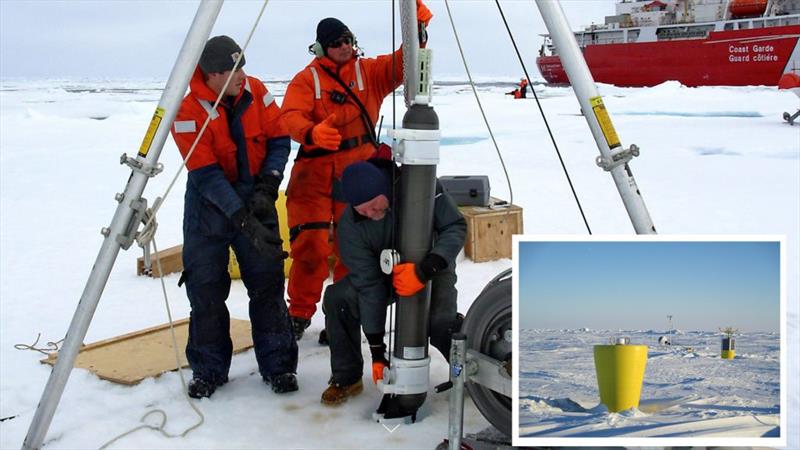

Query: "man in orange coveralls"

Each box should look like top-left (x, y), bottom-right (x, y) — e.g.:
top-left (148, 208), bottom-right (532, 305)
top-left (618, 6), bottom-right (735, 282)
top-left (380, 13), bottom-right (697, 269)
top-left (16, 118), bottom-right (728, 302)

top-left (280, 1), bottom-right (433, 340)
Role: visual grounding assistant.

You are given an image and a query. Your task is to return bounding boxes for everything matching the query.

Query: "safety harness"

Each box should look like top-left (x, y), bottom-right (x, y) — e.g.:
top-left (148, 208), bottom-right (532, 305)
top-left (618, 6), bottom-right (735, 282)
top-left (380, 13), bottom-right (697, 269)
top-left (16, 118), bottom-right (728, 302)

top-left (291, 59), bottom-right (382, 242)
top-left (296, 59), bottom-right (379, 161)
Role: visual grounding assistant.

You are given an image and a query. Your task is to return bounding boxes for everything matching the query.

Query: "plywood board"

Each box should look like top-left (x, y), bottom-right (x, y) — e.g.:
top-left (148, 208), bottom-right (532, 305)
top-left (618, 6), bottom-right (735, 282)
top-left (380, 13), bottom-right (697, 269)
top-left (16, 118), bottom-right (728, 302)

top-left (41, 318), bottom-right (253, 385)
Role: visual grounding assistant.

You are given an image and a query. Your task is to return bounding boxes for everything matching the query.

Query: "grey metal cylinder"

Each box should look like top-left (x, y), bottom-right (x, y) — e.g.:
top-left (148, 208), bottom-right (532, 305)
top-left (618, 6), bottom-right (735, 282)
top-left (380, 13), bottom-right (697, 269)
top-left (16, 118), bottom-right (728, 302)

top-left (393, 103), bottom-right (439, 413)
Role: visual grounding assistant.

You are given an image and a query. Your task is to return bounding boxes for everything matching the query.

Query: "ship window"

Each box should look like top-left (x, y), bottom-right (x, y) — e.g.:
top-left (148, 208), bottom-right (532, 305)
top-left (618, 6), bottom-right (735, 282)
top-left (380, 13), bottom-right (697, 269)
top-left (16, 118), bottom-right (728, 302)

top-left (656, 25), bottom-right (714, 40)
top-left (724, 23), bottom-right (734, 30)
top-left (738, 22), bottom-right (749, 29)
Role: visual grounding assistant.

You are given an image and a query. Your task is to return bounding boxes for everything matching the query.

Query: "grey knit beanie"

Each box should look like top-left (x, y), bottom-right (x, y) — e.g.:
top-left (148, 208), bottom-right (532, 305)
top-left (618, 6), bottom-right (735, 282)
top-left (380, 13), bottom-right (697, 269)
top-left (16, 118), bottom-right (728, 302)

top-left (199, 35), bottom-right (246, 74)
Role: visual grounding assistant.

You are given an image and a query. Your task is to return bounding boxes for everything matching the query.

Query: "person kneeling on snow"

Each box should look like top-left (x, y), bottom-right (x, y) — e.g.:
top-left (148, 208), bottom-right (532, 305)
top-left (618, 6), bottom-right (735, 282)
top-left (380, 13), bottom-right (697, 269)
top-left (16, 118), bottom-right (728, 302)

top-left (319, 159), bottom-right (466, 405)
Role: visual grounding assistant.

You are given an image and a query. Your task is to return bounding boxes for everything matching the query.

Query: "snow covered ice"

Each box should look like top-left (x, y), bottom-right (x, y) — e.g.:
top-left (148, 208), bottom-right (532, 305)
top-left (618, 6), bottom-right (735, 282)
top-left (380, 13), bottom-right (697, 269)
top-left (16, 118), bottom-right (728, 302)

top-left (518, 329), bottom-right (780, 437)
top-left (1, 78), bottom-right (798, 448)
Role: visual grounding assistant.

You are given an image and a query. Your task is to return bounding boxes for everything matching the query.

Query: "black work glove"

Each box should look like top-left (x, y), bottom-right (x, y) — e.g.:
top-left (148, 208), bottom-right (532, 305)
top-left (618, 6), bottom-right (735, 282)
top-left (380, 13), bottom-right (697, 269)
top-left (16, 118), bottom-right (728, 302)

top-left (415, 252), bottom-right (448, 283)
top-left (250, 174), bottom-right (281, 223)
top-left (232, 208), bottom-right (288, 260)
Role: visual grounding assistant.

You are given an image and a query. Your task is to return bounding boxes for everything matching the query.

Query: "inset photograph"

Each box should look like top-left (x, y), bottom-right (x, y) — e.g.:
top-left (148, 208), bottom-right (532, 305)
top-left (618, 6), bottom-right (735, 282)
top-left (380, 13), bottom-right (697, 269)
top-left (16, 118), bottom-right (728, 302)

top-left (513, 237), bottom-right (785, 447)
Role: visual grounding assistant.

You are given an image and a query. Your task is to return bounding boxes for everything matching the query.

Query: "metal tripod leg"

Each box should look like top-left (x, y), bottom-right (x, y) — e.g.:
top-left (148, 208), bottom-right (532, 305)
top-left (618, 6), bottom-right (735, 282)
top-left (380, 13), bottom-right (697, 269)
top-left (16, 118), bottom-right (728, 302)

top-left (447, 333), bottom-right (467, 450)
top-left (21, 2), bottom-right (223, 448)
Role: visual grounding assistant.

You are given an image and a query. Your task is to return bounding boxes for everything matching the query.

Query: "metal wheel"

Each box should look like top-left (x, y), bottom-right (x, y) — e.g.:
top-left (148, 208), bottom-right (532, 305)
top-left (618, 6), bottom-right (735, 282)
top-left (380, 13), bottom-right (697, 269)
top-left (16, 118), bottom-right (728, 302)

top-left (461, 270), bottom-right (512, 437)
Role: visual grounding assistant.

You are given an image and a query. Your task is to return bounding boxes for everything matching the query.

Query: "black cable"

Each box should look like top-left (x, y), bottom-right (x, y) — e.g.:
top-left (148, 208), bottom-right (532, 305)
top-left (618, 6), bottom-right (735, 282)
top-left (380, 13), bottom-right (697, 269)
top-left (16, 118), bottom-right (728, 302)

top-left (494, 0), bottom-right (592, 235)
top-left (390, 1), bottom-right (398, 257)
top-left (388, 0), bottom-right (397, 365)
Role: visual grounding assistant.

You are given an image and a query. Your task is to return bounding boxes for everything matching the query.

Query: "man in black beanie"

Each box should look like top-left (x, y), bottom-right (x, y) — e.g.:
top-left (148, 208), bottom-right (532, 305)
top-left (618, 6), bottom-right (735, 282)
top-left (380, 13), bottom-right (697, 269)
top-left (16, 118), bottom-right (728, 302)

top-left (170, 35), bottom-right (298, 399)
top-left (279, 0), bottom-right (434, 342)
top-left (318, 158), bottom-right (466, 405)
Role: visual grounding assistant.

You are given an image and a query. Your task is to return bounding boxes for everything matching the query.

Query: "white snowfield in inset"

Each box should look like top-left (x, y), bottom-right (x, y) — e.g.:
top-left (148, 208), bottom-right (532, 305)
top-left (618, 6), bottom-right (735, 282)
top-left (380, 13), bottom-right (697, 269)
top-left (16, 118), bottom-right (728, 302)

top-left (1, 78), bottom-right (798, 448)
top-left (518, 329), bottom-right (780, 437)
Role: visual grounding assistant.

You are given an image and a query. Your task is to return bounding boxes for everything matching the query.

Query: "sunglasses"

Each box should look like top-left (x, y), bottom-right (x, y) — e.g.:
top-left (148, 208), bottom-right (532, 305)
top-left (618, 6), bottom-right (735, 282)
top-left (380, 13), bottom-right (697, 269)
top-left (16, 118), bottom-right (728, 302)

top-left (328, 36), bottom-right (353, 49)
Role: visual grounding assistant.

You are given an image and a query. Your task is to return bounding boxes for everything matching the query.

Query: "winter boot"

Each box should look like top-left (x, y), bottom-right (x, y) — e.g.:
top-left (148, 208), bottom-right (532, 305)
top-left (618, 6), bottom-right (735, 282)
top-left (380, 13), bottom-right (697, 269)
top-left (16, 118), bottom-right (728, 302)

top-left (188, 377), bottom-right (222, 399)
top-left (264, 373), bottom-right (299, 394)
top-left (321, 379), bottom-right (364, 406)
top-left (318, 328), bottom-right (328, 346)
top-left (290, 316), bottom-right (311, 340)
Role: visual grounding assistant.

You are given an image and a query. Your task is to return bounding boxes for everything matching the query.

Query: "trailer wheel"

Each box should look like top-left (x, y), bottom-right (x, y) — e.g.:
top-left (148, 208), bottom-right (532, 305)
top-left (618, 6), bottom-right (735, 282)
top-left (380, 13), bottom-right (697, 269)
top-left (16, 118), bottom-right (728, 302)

top-left (461, 271), bottom-right (512, 437)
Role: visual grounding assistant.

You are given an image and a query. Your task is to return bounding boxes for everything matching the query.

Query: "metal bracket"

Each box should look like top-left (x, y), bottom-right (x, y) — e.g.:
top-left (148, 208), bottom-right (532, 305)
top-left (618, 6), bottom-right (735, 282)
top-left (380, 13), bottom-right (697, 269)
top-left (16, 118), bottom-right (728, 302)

top-left (465, 349), bottom-right (511, 397)
top-left (377, 356), bottom-right (431, 396)
top-left (595, 144), bottom-right (639, 171)
top-left (114, 197), bottom-right (148, 250)
top-left (389, 128), bottom-right (441, 165)
top-left (380, 249), bottom-right (400, 275)
top-left (120, 153), bottom-right (164, 178)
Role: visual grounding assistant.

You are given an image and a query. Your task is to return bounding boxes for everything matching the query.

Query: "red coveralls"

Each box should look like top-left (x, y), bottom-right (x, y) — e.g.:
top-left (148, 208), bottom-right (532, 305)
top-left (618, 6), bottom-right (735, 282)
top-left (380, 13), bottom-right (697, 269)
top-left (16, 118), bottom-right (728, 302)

top-left (280, 50), bottom-right (403, 321)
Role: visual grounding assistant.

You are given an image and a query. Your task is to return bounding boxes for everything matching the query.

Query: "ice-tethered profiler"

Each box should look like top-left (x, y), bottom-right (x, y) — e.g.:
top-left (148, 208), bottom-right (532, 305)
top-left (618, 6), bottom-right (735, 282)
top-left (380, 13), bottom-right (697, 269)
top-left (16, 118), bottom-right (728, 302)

top-left (720, 326), bottom-right (738, 359)
top-left (373, 0), bottom-right (440, 422)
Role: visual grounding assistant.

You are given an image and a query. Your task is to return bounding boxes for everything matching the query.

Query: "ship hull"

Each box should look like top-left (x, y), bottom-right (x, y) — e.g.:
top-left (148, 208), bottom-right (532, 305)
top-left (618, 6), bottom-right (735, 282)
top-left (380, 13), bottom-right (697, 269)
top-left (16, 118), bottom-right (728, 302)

top-left (537, 25), bottom-right (800, 87)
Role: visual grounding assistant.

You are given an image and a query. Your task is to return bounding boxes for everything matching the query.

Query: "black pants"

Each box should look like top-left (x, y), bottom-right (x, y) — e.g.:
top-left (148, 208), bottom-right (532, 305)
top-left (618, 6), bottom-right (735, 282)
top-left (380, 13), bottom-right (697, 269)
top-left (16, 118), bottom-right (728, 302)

top-left (183, 229), bottom-right (297, 383)
top-left (322, 272), bottom-right (459, 385)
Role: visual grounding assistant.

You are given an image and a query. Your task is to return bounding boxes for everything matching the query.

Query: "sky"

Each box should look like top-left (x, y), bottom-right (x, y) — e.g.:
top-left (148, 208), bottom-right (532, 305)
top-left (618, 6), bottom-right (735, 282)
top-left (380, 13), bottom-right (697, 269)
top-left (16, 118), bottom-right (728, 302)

top-left (518, 240), bottom-right (782, 332)
top-left (0, 0), bottom-right (614, 80)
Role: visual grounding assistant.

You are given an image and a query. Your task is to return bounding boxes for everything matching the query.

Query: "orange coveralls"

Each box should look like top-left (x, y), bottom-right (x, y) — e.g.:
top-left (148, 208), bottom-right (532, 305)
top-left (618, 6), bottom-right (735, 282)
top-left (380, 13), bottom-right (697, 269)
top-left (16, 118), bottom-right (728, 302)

top-left (280, 49), bottom-right (403, 320)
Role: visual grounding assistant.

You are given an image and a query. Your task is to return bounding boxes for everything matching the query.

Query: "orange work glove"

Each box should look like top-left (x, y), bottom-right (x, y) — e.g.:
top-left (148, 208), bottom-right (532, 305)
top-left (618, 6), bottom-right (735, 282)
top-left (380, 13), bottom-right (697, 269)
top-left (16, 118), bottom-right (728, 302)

top-left (311, 113), bottom-right (342, 150)
top-left (392, 262), bottom-right (425, 297)
top-left (372, 359), bottom-right (388, 384)
top-left (417, 0), bottom-right (433, 26)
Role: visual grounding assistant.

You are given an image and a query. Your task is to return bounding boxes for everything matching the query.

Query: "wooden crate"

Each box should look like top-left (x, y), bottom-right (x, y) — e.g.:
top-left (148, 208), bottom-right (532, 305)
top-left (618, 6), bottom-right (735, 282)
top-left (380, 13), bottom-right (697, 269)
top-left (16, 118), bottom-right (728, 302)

top-left (136, 244), bottom-right (183, 277)
top-left (459, 199), bottom-right (523, 262)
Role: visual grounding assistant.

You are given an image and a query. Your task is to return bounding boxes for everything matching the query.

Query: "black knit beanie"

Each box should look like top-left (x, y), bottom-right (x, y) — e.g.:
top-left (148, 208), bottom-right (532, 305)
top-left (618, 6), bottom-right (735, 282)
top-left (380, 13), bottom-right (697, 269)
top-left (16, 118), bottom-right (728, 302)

top-left (342, 162), bottom-right (391, 207)
top-left (199, 35), bottom-right (246, 74)
top-left (316, 18), bottom-right (350, 48)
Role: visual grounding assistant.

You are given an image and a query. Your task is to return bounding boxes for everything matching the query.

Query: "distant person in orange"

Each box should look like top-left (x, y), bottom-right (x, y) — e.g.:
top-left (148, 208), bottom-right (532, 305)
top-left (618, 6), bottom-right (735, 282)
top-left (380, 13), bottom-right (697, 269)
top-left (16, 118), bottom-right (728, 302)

top-left (280, 1), bottom-right (433, 340)
top-left (506, 77), bottom-right (529, 99)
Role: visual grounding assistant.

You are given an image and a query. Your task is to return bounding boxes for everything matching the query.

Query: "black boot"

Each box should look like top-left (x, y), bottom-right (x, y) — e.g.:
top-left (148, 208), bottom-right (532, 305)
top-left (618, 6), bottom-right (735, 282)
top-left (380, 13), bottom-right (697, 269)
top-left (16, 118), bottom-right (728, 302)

top-left (264, 373), bottom-right (299, 394)
top-left (188, 378), bottom-right (220, 399)
top-left (290, 316), bottom-right (311, 340)
top-left (318, 328), bottom-right (329, 346)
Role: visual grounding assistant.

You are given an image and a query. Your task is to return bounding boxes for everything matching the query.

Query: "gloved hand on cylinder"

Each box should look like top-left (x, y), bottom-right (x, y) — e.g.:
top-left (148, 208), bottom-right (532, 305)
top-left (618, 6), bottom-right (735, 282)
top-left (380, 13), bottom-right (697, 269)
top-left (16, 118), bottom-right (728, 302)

top-left (367, 334), bottom-right (388, 384)
top-left (417, 0), bottom-right (433, 46)
top-left (311, 114), bottom-right (341, 150)
top-left (232, 208), bottom-right (288, 260)
top-left (392, 253), bottom-right (447, 297)
top-left (417, 0), bottom-right (433, 26)
top-left (250, 174), bottom-right (281, 223)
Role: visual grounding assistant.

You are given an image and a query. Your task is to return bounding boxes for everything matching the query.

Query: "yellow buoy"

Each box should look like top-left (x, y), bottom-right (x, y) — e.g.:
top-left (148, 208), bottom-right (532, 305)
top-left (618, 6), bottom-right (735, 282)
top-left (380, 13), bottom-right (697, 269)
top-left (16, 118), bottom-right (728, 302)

top-left (228, 189), bottom-right (292, 279)
top-left (593, 340), bottom-right (648, 412)
top-left (721, 336), bottom-right (735, 359)
top-left (720, 327), bottom-right (737, 360)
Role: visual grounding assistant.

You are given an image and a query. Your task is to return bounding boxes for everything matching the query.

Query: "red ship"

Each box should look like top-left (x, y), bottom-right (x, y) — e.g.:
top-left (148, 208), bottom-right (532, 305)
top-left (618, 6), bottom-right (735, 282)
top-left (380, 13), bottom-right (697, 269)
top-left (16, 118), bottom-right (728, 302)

top-left (536, 0), bottom-right (800, 87)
